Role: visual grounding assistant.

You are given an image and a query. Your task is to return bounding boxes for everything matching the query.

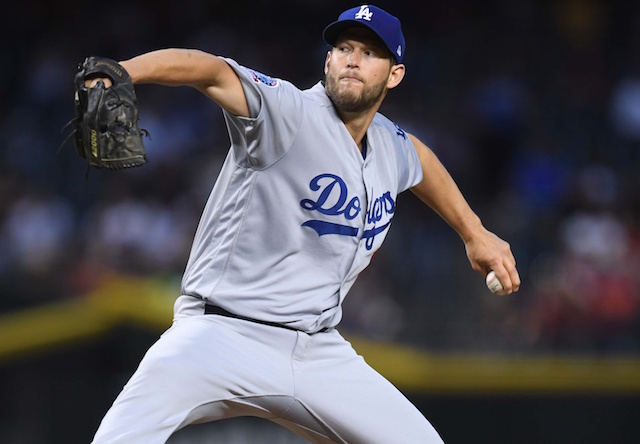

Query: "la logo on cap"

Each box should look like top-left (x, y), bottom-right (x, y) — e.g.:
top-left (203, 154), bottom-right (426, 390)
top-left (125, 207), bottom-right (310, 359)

top-left (354, 5), bottom-right (373, 21)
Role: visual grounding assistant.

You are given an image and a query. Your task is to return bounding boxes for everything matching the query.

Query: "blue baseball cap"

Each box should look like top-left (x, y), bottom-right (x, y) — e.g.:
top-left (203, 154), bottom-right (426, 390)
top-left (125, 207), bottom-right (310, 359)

top-left (323, 5), bottom-right (405, 64)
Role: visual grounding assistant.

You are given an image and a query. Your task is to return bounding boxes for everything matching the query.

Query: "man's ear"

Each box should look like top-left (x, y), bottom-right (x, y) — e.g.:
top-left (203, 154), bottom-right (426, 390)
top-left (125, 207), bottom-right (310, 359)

top-left (324, 51), bottom-right (332, 75)
top-left (386, 64), bottom-right (406, 90)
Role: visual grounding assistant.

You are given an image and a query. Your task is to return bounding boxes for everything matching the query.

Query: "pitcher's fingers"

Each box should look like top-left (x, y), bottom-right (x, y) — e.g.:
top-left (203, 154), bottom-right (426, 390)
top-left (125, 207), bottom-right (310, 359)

top-left (491, 262), bottom-right (519, 295)
top-left (85, 77), bottom-right (113, 88)
top-left (508, 265), bottom-right (521, 293)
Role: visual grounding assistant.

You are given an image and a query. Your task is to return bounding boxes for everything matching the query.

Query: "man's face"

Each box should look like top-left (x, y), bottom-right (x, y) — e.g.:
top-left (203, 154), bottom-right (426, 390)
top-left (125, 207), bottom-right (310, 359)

top-left (324, 27), bottom-right (395, 114)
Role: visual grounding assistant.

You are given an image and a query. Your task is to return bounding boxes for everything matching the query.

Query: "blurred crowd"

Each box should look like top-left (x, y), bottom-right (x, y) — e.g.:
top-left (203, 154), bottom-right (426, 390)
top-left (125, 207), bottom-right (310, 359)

top-left (1, 0), bottom-right (639, 354)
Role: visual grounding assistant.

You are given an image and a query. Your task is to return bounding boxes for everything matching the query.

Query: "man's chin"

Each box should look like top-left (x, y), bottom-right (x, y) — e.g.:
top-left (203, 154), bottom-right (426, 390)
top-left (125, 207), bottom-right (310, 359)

top-left (326, 82), bottom-right (373, 113)
top-left (335, 81), bottom-right (362, 96)
top-left (334, 99), bottom-right (368, 114)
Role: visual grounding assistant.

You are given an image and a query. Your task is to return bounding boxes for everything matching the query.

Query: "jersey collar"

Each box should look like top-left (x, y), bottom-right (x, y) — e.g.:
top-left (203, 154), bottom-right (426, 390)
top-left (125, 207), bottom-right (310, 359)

top-left (309, 81), bottom-right (335, 109)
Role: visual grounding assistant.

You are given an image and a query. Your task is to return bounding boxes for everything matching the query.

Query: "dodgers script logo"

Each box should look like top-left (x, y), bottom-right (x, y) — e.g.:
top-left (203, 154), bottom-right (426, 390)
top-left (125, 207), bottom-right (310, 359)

top-left (300, 173), bottom-right (395, 250)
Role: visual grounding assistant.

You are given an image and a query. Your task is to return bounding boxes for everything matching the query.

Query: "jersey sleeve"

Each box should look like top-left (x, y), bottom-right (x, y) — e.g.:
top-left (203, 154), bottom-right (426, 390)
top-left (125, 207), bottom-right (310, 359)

top-left (219, 58), bottom-right (304, 170)
top-left (399, 130), bottom-right (423, 192)
top-left (382, 119), bottom-right (423, 192)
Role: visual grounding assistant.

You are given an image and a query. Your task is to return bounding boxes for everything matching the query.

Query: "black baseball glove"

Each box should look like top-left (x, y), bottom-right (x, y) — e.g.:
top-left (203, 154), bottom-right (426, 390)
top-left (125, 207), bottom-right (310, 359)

top-left (69, 56), bottom-right (149, 170)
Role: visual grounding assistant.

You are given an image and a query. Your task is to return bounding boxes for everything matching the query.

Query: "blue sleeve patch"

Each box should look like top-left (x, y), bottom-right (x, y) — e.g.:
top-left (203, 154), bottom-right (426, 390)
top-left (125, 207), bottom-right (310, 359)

top-left (394, 123), bottom-right (407, 140)
top-left (243, 67), bottom-right (279, 88)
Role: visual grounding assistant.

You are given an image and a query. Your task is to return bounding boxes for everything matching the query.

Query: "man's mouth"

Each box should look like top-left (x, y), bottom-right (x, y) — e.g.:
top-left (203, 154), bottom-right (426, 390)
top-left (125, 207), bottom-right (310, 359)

top-left (340, 75), bottom-right (363, 83)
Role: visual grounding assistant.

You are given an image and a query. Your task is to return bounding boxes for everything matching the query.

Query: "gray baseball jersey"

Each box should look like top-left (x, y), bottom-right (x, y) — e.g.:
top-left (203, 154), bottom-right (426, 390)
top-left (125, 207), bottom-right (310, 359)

top-left (92, 59), bottom-right (444, 444)
top-left (176, 58), bottom-right (423, 333)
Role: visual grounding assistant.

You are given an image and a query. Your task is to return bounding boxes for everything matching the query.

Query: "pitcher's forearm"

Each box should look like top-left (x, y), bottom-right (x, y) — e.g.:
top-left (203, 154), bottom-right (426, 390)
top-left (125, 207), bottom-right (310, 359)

top-left (120, 49), bottom-right (228, 88)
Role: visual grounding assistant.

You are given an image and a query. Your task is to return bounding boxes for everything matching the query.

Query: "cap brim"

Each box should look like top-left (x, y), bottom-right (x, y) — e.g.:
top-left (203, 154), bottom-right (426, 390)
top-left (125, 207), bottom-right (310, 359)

top-left (322, 20), bottom-right (398, 63)
top-left (323, 20), bottom-right (379, 46)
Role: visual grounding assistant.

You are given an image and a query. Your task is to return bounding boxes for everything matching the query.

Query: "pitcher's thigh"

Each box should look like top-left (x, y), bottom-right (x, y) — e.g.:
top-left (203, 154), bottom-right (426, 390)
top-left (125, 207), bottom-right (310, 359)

top-left (295, 348), bottom-right (444, 443)
top-left (92, 316), bottom-right (295, 443)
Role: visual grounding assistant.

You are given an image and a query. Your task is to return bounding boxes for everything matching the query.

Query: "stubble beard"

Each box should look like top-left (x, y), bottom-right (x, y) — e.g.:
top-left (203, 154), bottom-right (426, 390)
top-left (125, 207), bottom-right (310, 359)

top-left (325, 70), bottom-right (387, 114)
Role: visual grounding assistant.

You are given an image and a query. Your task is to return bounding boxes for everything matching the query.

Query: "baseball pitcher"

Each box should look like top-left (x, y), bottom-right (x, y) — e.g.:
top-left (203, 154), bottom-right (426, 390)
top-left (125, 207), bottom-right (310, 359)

top-left (86, 5), bottom-right (520, 443)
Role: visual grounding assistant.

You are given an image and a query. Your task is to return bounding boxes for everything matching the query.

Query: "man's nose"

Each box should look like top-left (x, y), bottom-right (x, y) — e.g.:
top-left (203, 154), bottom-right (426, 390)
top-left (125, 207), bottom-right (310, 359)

top-left (347, 51), bottom-right (360, 68)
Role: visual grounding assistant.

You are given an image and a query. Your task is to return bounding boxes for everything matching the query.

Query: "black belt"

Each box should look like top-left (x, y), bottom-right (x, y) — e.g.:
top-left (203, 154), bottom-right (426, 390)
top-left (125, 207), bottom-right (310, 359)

top-left (204, 304), bottom-right (328, 333)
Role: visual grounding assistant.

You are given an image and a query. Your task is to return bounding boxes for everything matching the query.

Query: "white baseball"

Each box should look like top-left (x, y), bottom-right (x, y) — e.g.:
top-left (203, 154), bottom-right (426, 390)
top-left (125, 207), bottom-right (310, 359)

top-left (485, 271), bottom-right (506, 296)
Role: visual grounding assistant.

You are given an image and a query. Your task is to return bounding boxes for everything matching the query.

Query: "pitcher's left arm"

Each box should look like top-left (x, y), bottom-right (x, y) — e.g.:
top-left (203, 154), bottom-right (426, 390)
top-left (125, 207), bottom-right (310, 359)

top-left (408, 133), bottom-right (520, 295)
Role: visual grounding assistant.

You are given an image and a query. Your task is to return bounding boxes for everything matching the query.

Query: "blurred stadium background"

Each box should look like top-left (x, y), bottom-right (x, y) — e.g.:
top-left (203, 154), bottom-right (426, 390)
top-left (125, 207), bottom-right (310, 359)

top-left (1, 0), bottom-right (640, 442)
